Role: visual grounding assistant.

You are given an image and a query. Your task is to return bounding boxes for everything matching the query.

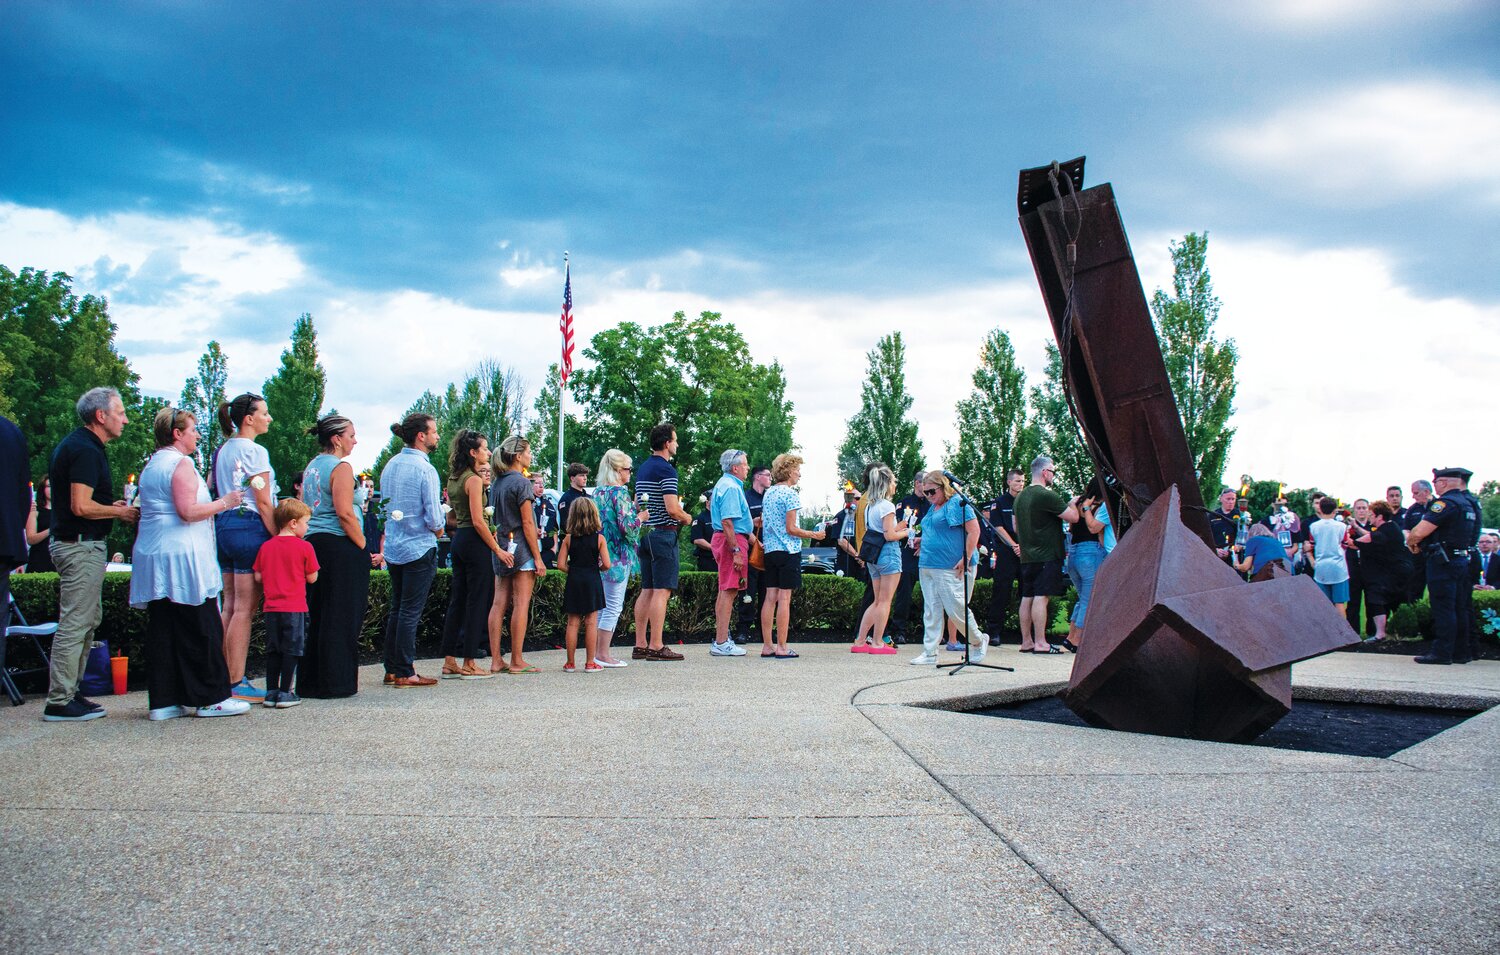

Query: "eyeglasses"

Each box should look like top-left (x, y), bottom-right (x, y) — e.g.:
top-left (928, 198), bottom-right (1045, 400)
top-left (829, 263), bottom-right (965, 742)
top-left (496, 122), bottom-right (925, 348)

top-left (619, 466), bottom-right (632, 472)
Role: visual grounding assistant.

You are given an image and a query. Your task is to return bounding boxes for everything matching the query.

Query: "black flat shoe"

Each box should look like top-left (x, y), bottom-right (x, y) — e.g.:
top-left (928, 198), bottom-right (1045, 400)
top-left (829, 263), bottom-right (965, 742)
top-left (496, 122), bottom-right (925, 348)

top-left (1060, 641), bottom-right (1078, 654)
top-left (1038, 645), bottom-right (1065, 654)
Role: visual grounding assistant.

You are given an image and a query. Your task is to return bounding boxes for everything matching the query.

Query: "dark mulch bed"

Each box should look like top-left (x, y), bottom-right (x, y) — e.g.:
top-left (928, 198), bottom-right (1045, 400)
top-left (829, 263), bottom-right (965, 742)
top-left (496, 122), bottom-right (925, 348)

top-left (977, 695), bottom-right (1484, 758)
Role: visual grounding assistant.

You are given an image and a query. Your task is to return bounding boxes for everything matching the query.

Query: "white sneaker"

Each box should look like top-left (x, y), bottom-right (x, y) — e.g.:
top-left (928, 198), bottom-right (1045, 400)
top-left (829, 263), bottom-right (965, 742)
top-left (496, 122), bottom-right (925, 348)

top-left (970, 643), bottom-right (987, 663)
top-left (908, 653), bottom-right (938, 666)
top-left (592, 658), bottom-right (627, 668)
top-left (710, 640), bottom-right (747, 657)
top-left (148, 705), bottom-right (186, 721)
top-left (196, 698), bottom-right (252, 718)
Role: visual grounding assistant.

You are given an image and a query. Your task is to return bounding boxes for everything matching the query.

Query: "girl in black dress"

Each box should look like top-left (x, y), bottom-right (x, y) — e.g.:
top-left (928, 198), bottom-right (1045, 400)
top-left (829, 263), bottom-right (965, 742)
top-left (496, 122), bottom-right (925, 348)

top-left (558, 498), bottom-right (610, 673)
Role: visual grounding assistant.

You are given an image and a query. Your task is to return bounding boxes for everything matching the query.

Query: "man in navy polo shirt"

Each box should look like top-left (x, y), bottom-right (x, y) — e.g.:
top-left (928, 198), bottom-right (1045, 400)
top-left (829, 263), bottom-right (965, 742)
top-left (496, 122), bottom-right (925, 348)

top-left (631, 423), bottom-right (693, 661)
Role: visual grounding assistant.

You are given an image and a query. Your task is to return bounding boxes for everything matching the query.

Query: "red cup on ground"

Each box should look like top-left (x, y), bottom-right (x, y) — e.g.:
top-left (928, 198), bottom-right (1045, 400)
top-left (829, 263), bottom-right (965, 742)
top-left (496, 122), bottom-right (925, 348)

top-left (110, 656), bottom-right (128, 695)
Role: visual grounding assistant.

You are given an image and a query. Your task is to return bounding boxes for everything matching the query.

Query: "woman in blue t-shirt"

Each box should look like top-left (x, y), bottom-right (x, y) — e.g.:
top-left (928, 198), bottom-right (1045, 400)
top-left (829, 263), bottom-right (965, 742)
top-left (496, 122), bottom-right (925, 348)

top-left (1234, 523), bottom-right (1288, 581)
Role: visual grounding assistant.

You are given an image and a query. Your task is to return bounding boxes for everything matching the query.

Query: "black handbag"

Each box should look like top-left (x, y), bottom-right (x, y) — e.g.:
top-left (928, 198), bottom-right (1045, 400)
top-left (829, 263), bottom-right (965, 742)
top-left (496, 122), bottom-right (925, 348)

top-left (858, 528), bottom-right (886, 563)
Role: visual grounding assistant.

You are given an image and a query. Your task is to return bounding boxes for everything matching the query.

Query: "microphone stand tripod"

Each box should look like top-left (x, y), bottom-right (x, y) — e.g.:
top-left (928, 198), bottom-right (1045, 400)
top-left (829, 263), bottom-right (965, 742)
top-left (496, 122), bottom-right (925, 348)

top-left (936, 480), bottom-right (1014, 676)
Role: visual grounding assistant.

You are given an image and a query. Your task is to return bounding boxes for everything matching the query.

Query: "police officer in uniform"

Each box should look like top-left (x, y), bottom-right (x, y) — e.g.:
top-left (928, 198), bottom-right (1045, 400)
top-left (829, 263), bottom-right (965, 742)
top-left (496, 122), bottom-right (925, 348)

top-left (1406, 467), bottom-right (1477, 665)
top-left (1206, 488), bottom-right (1239, 564)
top-left (1455, 468), bottom-right (1483, 662)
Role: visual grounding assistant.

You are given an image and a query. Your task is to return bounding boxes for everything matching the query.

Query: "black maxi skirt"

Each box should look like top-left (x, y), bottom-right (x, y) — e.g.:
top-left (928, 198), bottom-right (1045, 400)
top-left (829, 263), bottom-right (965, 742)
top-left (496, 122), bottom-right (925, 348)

top-left (146, 598), bottom-right (231, 710)
top-left (299, 533), bottom-right (371, 698)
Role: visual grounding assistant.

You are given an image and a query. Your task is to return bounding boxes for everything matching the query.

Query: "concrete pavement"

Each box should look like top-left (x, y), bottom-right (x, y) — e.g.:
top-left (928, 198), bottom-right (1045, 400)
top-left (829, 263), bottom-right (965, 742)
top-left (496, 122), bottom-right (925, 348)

top-left (2, 644), bottom-right (1495, 953)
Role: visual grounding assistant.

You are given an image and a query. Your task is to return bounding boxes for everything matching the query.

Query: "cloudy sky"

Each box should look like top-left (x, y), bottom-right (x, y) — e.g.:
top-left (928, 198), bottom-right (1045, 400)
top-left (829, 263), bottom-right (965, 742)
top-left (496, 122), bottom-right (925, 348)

top-left (2, 0), bottom-right (1496, 510)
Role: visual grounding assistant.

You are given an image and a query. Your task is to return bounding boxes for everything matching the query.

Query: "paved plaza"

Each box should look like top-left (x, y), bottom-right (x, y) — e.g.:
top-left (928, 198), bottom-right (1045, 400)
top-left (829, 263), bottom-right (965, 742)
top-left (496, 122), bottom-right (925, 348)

top-left (2, 646), bottom-right (1496, 953)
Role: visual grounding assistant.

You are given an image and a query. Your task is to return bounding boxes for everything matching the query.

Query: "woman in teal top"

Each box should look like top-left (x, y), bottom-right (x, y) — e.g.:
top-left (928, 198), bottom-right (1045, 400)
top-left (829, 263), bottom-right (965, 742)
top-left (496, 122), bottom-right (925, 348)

top-left (298, 414), bottom-right (371, 698)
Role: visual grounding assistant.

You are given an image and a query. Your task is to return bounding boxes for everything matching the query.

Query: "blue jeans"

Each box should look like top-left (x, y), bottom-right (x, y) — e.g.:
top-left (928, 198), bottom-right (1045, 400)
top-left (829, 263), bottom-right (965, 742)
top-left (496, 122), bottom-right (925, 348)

top-left (384, 548), bottom-right (437, 677)
top-left (1067, 542), bottom-right (1105, 627)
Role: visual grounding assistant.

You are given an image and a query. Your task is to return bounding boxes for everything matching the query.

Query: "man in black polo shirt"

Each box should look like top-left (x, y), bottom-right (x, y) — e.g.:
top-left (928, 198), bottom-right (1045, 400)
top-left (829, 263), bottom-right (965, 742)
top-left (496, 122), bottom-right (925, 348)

top-left (44, 387), bottom-right (139, 722)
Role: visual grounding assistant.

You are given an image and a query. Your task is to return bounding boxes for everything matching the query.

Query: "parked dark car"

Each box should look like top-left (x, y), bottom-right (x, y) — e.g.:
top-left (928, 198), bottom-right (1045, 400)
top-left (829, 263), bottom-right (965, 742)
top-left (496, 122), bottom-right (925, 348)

top-left (800, 546), bottom-right (837, 575)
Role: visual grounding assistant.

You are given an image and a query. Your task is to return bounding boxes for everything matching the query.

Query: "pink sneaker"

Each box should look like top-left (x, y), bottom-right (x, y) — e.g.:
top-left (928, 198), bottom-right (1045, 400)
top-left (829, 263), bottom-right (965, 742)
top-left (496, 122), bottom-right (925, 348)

top-left (584, 662), bottom-right (603, 673)
top-left (850, 644), bottom-right (869, 653)
top-left (867, 645), bottom-right (898, 655)
top-left (563, 663), bottom-right (578, 673)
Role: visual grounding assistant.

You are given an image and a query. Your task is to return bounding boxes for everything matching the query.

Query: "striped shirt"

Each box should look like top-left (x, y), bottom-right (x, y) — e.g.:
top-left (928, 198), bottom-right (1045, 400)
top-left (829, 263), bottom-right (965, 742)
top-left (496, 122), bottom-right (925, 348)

top-left (635, 454), bottom-right (680, 528)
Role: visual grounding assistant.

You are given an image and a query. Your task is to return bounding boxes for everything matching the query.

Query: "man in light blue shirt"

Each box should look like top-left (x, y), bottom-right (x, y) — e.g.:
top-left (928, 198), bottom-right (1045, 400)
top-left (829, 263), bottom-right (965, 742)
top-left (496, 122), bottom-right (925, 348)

top-left (378, 414), bottom-right (445, 686)
top-left (709, 449), bottom-right (752, 656)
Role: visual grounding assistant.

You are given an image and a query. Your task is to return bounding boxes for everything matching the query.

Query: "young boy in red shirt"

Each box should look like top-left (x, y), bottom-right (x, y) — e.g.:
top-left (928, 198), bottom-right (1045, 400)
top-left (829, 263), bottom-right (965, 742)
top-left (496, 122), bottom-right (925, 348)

top-left (253, 499), bottom-right (320, 708)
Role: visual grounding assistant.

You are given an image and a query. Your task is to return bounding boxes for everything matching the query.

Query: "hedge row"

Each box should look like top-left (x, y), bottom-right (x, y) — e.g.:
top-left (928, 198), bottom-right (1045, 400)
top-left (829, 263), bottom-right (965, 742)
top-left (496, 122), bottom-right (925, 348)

top-left (1386, 588), bottom-right (1500, 641)
top-left (10, 570), bottom-right (1061, 678)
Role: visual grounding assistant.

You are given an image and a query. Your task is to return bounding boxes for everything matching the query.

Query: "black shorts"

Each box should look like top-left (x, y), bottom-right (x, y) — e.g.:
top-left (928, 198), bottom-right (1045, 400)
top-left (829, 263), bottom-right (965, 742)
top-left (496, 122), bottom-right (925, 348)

top-left (1019, 558), bottom-right (1066, 598)
top-left (264, 610), bottom-right (308, 656)
top-left (761, 550), bottom-right (802, 591)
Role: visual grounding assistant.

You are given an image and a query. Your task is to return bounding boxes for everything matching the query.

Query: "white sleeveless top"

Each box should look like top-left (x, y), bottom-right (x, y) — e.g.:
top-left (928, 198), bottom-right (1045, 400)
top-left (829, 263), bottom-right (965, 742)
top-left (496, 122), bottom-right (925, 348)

top-left (129, 448), bottom-right (223, 608)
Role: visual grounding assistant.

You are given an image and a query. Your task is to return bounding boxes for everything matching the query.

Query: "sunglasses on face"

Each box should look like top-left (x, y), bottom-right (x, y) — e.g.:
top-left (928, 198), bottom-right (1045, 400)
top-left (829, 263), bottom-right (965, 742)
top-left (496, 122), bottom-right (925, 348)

top-left (923, 489), bottom-right (939, 497)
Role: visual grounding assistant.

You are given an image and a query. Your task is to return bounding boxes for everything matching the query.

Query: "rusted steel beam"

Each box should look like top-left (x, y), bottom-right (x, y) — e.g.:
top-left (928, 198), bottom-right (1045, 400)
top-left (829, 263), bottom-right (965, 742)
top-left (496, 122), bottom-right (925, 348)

top-left (1017, 158), bottom-right (1212, 547)
top-left (1061, 487), bottom-right (1359, 742)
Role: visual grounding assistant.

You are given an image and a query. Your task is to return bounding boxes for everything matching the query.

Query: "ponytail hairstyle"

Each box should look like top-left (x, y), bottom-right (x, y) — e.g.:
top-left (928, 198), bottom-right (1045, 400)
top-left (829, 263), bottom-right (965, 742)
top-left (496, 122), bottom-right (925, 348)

top-left (306, 413), bottom-right (354, 451)
top-left (391, 412), bottom-right (435, 447)
top-left (497, 434), bottom-right (530, 469)
top-left (865, 465), bottom-right (895, 504)
top-left (218, 392), bottom-right (265, 436)
top-left (449, 429), bottom-right (486, 476)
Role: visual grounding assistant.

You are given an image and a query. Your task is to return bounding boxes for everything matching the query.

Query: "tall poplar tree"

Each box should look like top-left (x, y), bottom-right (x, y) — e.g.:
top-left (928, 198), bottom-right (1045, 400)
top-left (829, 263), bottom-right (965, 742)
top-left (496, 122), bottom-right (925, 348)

top-left (180, 340), bottom-right (229, 472)
top-left (260, 313), bottom-right (326, 487)
top-left (1026, 341), bottom-right (1093, 493)
top-left (838, 332), bottom-right (924, 487)
top-left (1151, 232), bottom-right (1238, 503)
top-left (945, 328), bottom-right (1037, 500)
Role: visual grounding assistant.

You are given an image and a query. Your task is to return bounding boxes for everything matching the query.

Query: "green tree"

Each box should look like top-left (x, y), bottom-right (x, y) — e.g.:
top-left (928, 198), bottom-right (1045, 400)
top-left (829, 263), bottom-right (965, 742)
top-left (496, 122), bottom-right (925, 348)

top-left (1151, 232), bottom-right (1238, 504)
top-left (838, 332), bottom-right (924, 488)
top-left (0, 266), bottom-right (142, 479)
top-left (1479, 479), bottom-right (1500, 528)
top-left (260, 313), bottom-right (326, 489)
top-left (179, 340), bottom-right (229, 473)
top-left (1026, 341), bottom-right (1092, 494)
top-left (371, 361), bottom-right (528, 488)
top-left (944, 328), bottom-right (1038, 500)
top-left (567, 310), bottom-right (796, 501)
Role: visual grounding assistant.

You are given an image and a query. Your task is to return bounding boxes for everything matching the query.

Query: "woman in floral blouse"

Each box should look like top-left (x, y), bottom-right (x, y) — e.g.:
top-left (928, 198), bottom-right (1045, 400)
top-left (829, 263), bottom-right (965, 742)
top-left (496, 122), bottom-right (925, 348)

top-left (592, 448), bottom-right (648, 667)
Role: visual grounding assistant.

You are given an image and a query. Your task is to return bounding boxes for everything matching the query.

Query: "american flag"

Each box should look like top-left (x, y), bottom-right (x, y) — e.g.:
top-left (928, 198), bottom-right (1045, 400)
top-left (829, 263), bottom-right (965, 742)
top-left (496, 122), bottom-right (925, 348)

top-left (559, 261), bottom-right (575, 384)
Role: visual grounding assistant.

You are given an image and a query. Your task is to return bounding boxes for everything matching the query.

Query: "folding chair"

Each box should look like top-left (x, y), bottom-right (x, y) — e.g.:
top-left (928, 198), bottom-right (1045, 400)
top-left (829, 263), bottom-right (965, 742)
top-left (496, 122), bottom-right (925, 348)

top-left (3, 593), bottom-right (55, 706)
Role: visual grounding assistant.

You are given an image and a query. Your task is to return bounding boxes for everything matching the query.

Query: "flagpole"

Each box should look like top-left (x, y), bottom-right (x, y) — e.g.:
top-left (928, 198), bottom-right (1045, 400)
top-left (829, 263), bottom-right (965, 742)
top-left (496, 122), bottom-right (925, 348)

top-left (557, 251), bottom-right (568, 493)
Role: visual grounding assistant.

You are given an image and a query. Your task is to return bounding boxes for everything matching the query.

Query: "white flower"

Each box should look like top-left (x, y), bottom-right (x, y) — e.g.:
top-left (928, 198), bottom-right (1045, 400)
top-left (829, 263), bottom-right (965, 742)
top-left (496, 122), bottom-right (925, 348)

top-left (389, 509), bottom-right (404, 522)
top-left (441, 503), bottom-right (452, 514)
top-left (835, 570), bottom-right (844, 577)
top-left (483, 505), bottom-right (495, 518)
top-left (639, 492), bottom-right (650, 501)
top-left (249, 476), bottom-right (266, 491)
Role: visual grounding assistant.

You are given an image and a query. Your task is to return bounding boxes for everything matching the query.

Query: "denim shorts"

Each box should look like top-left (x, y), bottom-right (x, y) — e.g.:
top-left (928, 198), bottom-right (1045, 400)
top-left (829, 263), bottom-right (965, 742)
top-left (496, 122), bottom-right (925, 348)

top-left (638, 528), bottom-right (681, 591)
top-left (868, 540), bottom-right (902, 578)
top-left (1317, 579), bottom-right (1350, 604)
top-left (493, 547), bottom-right (537, 578)
top-left (216, 509), bottom-right (271, 575)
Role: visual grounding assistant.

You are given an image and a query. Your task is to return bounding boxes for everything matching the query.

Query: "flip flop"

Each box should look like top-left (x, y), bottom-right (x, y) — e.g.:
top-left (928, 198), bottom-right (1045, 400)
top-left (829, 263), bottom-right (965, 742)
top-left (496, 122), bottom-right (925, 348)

top-left (761, 651), bottom-right (778, 658)
top-left (1037, 646), bottom-right (1064, 654)
top-left (507, 665), bottom-right (541, 674)
top-left (774, 650), bottom-right (799, 659)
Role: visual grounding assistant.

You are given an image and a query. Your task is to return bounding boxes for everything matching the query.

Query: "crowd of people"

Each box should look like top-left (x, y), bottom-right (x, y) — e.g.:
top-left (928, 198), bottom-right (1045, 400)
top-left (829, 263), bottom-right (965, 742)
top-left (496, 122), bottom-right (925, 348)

top-left (0, 385), bottom-right (1490, 724)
